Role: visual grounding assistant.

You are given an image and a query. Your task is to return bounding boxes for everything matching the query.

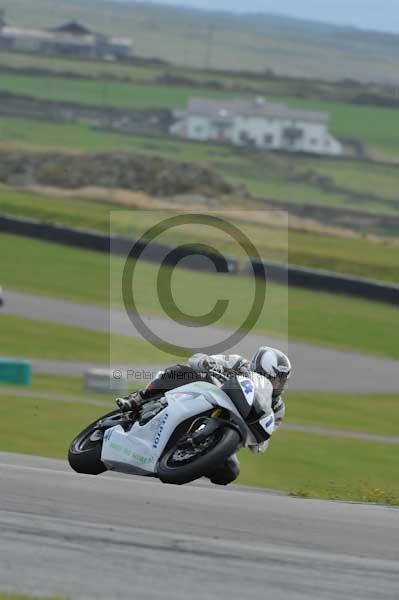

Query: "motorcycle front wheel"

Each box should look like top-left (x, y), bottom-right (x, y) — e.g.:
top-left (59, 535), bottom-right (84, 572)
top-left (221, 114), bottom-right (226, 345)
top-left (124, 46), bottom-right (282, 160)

top-left (157, 426), bottom-right (241, 485)
top-left (68, 410), bottom-right (122, 475)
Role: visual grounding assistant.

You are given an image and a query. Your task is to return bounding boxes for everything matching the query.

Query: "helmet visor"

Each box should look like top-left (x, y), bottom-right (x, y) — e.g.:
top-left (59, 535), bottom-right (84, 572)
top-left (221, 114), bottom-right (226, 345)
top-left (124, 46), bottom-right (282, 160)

top-left (270, 373), bottom-right (289, 396)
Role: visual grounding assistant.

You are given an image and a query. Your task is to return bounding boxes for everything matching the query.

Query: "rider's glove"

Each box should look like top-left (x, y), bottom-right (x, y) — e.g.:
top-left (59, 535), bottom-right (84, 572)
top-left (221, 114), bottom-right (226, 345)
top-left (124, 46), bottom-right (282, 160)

top-left (238, 365), bottom-right (251, 378)
top-left (202, 357), bottom-right (218, 371)
top-left (116, 391), bottom-right (143, 412)
top-left (188, 354), bottom-right (218, 373)
top-left (208, 365), bottom-right (228, 383)
top-left (271, 395), bottom-right (286, 429)
top-left (249, 441), bottom-right (269, 454)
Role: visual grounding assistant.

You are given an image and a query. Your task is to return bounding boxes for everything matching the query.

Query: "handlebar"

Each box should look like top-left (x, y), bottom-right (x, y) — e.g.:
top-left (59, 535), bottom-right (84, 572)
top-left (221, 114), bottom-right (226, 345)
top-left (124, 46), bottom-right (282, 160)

top-left (208, 367), bottom-right (250, 383)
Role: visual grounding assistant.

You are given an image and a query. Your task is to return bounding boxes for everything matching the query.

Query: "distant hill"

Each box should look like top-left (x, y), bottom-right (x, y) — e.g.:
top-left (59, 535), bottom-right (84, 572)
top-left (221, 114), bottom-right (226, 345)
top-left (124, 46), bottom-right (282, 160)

top-left (2, 0), bottom-right (399, 84)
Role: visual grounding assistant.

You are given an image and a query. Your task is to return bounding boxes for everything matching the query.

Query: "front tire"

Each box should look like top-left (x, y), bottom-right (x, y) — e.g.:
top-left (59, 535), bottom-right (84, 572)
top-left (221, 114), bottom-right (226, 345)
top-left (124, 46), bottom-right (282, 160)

top-left (158, 426), bottom-right (241, 485)
top-left (68, 410), bottom-right (121, 475)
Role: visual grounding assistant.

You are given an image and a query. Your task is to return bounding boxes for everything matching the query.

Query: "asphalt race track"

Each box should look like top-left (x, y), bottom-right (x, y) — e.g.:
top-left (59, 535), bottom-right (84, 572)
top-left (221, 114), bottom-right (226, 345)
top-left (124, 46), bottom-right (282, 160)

top-left (0, 452), bottom-right (398, 600)
top-left (4, 289), bottom-right (399, 393)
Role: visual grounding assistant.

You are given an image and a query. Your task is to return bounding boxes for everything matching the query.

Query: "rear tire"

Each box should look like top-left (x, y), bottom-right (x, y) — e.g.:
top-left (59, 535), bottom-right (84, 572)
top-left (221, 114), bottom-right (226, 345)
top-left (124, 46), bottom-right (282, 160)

top-left (68, 410), bottom-right (120, 475)
top-left (158, 426), bottom-right (241, 485)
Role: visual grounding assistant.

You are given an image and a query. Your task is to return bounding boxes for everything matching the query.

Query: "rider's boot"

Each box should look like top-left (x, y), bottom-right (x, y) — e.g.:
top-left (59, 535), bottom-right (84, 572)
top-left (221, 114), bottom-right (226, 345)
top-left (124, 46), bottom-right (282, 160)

top-left (116, 391), bottom-right (146, 412)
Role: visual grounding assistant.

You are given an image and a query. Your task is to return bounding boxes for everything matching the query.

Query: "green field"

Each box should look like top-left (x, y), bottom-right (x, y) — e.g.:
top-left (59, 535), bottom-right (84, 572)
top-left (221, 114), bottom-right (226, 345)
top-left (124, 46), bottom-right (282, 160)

top-left (0, 116), bottom-right (233, 157)
top-left (1, 114), bottom-right (398, 236)
top-left (305, 158), bottom-right (399, 203)
top-left (1, 234), bottom-right (398, 359)
top-left (1, 376), bottom-right (398, 504)
top-left (2, 72), bottom-right (399, 156)
top-left (0, 391), bottom-right (111, 458)
top-left (1, 49), bottom-right (399, 111)
top-left (0, 50), bottom-right (159, 81)
top-left (0, 73), bottom-right (238, 109)
top-left (1, 314), bottom-right (177, 364)
top-left (2, 373), bottom-right (123, 402)
top-left (220, 156), bottom-right (399, 218)
top-left (1, 185), bottom-right (398, 281)
top-left (239, 432), bottom-right (399, 504)
top-left (287, 392), bottom-right (399, 436)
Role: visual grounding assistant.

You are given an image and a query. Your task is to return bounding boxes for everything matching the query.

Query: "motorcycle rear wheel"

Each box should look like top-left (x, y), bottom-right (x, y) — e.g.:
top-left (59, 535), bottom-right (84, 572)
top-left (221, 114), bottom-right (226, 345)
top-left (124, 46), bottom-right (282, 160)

top-left (68, 410), bottom-right (121, 475)
top-left (158, 426), bottom-right (241, 485)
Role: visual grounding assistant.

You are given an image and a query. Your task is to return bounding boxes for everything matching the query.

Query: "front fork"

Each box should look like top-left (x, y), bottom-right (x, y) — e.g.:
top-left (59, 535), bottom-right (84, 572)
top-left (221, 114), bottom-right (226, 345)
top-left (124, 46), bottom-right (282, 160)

top-left (181, 413), bottom-right (245, 450)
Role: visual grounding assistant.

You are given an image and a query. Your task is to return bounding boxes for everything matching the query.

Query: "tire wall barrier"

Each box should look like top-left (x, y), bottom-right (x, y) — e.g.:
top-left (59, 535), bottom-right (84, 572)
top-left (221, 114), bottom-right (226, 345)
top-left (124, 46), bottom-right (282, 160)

top-left (247, 259), bottom-right (398, 305)
top-left (1, 214), bottom-right (397, 305)
top-left (0, 215), bottom-right (238, 274)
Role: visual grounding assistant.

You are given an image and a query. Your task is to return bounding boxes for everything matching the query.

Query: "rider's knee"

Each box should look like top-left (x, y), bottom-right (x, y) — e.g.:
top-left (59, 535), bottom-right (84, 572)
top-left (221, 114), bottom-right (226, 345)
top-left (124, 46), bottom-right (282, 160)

top-left (209, 454), bottom-right (240, 486)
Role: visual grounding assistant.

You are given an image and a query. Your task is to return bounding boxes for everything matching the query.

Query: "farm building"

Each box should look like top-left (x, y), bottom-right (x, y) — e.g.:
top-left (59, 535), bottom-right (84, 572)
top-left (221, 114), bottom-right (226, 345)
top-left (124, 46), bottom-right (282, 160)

top-left (171, 97), bottom-right (342, 156)
top-left (0, 17), bottom-right (132, 60)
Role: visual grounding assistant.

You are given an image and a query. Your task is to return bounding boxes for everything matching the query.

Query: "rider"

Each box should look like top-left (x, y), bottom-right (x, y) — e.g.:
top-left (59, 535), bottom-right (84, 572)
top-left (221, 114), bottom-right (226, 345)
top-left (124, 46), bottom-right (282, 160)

top-left (116, 346), bottom-right (291, 485)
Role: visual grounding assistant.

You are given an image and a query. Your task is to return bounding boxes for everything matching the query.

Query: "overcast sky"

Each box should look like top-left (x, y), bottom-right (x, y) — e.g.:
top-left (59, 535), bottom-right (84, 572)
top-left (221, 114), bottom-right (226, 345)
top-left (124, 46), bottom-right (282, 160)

top-left (133, 0), bottom-right (399, 33)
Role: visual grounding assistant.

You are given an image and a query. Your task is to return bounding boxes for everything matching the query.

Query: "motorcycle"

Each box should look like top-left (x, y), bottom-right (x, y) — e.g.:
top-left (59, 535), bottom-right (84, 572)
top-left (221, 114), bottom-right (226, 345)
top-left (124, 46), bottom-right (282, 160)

top-left (68, 371), bottom-right (275, 485)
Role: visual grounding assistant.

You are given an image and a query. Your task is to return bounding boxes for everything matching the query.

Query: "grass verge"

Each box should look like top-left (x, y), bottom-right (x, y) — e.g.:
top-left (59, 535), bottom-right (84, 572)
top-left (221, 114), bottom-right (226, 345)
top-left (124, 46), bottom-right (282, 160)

top-left (0, 314), bottom-right (178, 364)
top-left (0, 393), bottom-right (107, 458)
top-left (287, 392), bottom-right (399, 437)
top-left (2, 373), bottom-right (121, 402)
top-left (238, 431), bottom-right (399, 505)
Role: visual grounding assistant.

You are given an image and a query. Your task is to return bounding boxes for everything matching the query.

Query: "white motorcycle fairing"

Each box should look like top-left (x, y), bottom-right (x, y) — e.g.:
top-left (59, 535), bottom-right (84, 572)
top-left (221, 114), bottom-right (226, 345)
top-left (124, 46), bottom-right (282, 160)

top-left (101, 377), bottom-right (275, 476)
top-left (101, 381), bottom-right (248, 476)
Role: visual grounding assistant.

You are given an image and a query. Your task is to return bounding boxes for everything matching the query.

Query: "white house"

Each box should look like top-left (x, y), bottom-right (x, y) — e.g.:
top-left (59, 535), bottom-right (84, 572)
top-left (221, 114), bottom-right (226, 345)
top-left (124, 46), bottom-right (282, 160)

top-left (170, 97), bottom-right (342, 156)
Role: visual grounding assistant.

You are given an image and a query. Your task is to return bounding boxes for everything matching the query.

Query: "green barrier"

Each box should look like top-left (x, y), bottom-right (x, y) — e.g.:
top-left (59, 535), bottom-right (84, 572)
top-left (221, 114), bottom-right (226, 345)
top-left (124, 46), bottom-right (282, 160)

top-left (0, 359), bottom-right (32, 385)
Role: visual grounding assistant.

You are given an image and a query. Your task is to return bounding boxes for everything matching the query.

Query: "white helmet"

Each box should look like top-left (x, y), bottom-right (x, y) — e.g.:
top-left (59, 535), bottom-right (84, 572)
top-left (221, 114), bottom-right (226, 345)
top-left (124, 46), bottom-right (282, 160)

top-left (250, 347), bottom-right (291, 397)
